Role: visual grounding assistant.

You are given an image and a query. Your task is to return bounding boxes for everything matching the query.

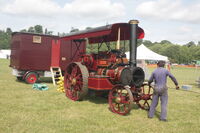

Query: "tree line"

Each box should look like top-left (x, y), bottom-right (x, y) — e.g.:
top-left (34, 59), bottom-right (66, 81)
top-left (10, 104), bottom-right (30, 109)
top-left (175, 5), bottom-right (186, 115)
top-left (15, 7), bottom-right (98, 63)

top-left (142, 40), bottom-right (200, 64)
top-left (0, 25), bottom-right (200, 64)
top-left (86, 39), bottom-right (200, 64)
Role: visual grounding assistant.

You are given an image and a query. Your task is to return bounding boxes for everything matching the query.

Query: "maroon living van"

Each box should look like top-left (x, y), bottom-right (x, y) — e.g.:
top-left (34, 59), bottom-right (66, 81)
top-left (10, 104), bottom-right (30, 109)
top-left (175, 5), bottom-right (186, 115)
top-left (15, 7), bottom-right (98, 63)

top-left (10, 32), bottom-right (86, 84)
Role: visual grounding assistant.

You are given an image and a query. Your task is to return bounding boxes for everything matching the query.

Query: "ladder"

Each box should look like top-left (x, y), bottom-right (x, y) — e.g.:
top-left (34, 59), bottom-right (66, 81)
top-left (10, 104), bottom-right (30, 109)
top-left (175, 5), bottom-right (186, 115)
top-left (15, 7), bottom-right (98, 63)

top-left (50, 67), bottom-right (63, 86)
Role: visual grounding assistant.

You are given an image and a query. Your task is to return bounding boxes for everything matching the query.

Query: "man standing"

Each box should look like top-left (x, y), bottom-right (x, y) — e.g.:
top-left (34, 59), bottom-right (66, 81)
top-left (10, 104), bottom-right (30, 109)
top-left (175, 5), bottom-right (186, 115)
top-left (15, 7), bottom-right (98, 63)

top-left (148, 60), bottom-right (179, 121)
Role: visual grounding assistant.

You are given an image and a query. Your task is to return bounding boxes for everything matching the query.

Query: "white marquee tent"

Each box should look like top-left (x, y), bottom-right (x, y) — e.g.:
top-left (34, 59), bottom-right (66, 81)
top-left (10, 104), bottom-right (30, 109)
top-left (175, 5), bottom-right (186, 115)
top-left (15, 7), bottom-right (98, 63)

top-left (0, 50), bottom-right (11, 59)
top-left (125, 44), bottom-right (168, 61)
top-left (125, 44), bottom-right (168, 80)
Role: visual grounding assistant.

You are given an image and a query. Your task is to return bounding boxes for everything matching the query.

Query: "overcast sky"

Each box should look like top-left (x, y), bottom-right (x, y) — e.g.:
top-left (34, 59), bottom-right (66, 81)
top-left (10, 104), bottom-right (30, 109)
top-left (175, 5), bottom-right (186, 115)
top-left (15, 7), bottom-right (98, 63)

top-left (0, 0), bottom-right (200, 45)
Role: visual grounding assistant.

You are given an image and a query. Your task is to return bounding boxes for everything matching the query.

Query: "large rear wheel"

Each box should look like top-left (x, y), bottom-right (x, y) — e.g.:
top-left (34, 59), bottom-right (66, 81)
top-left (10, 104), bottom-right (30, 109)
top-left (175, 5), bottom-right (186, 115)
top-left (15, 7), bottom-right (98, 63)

top-left (64, 62), bottom-right (89, 101)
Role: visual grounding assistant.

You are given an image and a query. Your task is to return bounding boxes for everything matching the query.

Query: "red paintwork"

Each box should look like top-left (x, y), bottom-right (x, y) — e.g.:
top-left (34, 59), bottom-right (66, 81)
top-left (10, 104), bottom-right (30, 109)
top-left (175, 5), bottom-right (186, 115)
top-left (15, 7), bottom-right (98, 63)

top-left (26, 73), bottom-right (37, 84)
top-left (51, 40), bottom-right (60, 67)
top-left (61, 30), bottom-right (111, 41)
top-left (81, 51), bottom-right (130, 91)
top-left (10, 23), bottom-right (144, 73)
top-left (60, 40), bottom-right (86, 71)
top-left (60, 23), bottom-right (144, 44)
top-left (88, 76), bottom-right (114, 90)
top-left (10, 32), bottom-right (58, 71)
top-left (65, 65), bottom-right (83, 101)
top-left (98, 67), bottom-right (116, 81)
top-left (132, 84), bottom-right (153, 110)
top-left (10, 21), bottom-right (145, 95)
top-left (89, 24), bottom-right (144, 44)
top-left (10, 32), bottom-right (86, 72)
top-left (108, 85), bottom-right (133, 115)
top-left (96, 67), bottom-right (123, 82)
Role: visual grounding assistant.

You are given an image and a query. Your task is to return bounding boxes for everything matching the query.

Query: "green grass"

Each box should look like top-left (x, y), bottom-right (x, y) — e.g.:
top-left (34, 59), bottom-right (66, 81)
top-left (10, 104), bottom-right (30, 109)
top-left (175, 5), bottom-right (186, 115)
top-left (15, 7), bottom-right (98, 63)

top-left (0, 59), bottom-right (200, 133)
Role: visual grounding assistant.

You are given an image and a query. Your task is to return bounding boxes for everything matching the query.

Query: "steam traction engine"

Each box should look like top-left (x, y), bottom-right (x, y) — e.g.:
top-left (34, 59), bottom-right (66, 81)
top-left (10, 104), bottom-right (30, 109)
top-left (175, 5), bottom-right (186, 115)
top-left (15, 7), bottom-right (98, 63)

top-left (62, 20), bottom-right (153, 115)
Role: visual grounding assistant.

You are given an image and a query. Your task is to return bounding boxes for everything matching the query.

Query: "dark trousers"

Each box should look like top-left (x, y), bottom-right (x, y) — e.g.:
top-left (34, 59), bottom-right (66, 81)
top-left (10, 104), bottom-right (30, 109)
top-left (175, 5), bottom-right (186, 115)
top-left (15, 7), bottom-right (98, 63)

top-left (148, 91), bottom-right (168, 120)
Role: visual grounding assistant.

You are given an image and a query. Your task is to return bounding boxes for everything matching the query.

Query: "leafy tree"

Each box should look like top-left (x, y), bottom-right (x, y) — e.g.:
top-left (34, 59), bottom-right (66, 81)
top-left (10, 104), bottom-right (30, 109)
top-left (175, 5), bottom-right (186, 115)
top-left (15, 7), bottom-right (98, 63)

top-left (192, 46), bottom-right (200, 60)
top-left (20, 29), bottom-right (27, 32)
top-left (70, 27), bottom-right (79, 33)
top-left (160, 40), bottom-right (172, 44)
top-left (143, 40), bottom-right (153, 47)
top-left (47, 31), bottom-right (53, 35)
top-left (0, 29), bottom-right (11, 49)
top-left (148, 43), bottom-right (163, 54)
top-left (59, 32), bottom-right (67, 37)
top-left (198, 41), bottom-right (200, 46)
top-left (195, 49), bottom-right (200, 60)
top-left (162, 45), bottom-right (180, 63)
top-left (45, 28), bottom-right (48, 34)
top-left (28, 27), bottom-right (35, 33)
top-left (85, 27), bottom-right (92, 30)
top-left (6, 28), bottom-right (12, 35)
top-left (44, 28), bottom-right (53, 35)
top-left (185, 41), bottom-right (196, 47)
top-left (34, 25), bottom-right (43, 34)
top-left (179, 46), bottom-right (192, 64)
top-left (137, 39), bottom-right (143, 46)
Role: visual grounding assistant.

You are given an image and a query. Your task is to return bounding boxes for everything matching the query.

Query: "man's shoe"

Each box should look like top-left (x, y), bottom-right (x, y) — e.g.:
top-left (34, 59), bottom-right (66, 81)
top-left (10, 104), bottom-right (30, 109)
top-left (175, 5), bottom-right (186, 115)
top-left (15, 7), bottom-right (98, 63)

top-left (148, 116), bottom-right (153, 119)
top-left (160, 119), bottom-right (167, 122)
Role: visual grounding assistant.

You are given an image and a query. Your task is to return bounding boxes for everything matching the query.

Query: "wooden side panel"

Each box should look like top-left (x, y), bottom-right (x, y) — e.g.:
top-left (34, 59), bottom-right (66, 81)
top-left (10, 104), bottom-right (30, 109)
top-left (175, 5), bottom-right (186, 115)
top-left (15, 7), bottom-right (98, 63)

top-left (59, 40), bottom-right (86, 71)
top-left (10, 33), bottom-right (58, 71)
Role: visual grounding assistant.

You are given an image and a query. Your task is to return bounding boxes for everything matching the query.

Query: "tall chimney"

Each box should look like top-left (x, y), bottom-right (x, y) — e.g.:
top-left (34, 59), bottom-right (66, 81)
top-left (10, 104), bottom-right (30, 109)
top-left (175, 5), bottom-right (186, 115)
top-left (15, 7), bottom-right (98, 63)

top-left (129, 20), bottom-right (139, 67)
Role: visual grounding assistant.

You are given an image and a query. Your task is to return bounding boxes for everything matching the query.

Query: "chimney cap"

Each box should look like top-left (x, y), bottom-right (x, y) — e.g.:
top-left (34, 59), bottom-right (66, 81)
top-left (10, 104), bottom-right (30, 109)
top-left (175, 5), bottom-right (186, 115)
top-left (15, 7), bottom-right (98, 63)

top-left (129, 20), bottom-right (139, 24)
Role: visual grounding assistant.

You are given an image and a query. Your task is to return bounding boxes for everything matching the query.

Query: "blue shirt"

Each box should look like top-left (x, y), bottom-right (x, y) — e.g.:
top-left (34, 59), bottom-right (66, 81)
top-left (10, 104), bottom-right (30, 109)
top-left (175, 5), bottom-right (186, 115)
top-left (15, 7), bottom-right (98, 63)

top-left (148, 67), bottom-right (178, 88)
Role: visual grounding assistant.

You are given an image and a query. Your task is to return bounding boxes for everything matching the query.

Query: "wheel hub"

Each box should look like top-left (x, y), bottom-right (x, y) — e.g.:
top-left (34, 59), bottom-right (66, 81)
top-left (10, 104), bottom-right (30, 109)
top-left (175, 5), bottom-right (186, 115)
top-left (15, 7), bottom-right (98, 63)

top-left (30, 77), bottom-right (35, 81)
top-left (109, 85), bottom-right (134, 115)
top-left (122, 90), bottom-right (128, 94)
top-left (71, 78), bottom-right (77, 85)
top-left (115, 97), bottom-right (121, 103)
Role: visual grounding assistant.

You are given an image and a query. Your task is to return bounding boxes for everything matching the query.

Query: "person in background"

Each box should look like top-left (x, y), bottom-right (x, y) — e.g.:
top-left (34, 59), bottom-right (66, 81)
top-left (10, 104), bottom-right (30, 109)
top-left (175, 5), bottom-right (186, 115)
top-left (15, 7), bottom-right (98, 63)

top-left (166, 62), bottom-right (171, 72)
top-left (148, 60), bottom-right (179, 121)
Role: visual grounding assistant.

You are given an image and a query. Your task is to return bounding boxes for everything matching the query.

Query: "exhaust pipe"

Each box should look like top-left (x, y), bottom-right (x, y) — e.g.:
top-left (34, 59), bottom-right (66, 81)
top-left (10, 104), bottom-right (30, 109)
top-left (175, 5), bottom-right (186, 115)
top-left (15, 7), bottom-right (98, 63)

top-left (129, 20), bottom-right (139, 67)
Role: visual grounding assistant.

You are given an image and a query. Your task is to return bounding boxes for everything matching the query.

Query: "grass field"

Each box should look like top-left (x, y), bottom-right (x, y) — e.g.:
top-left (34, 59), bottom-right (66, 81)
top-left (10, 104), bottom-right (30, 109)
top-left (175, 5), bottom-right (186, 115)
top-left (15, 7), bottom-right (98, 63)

top-left (0, 59), bottom-right (200, 133)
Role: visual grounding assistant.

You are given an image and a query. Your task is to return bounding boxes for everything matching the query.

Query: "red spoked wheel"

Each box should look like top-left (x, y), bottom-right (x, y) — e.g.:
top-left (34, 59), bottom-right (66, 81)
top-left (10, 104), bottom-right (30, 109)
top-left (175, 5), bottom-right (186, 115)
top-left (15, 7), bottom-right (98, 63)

top-left (136, 83), bottom-right (153, 110)
top-left (64, 62), bottom-right (89, 101)
top-left (25, 72), bottom-right (38, 84)
top-left (109, 85), bottom-right (133, 115)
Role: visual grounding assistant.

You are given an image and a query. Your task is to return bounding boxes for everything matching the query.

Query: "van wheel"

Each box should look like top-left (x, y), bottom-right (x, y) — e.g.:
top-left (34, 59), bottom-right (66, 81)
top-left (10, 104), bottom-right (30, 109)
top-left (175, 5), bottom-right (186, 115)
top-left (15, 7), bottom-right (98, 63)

top-left (25, 72), bottom-right (38, 84)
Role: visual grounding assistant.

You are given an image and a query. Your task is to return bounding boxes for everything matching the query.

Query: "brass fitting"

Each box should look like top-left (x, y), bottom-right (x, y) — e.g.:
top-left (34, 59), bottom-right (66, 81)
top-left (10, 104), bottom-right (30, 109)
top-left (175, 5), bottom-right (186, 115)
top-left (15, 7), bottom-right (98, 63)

top-left (129, 20), bottom-right (139, 24)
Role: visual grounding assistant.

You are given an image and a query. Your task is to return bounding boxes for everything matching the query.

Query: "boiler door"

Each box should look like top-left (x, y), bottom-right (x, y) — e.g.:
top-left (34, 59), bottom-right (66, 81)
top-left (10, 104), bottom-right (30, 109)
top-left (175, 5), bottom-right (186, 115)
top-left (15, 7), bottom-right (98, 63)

top-left (120, 67), bottom-right (145, 87)
top-left (131, 67), bottom-right (145, 87)
top-left (120, 68), bottom-right (132, 86)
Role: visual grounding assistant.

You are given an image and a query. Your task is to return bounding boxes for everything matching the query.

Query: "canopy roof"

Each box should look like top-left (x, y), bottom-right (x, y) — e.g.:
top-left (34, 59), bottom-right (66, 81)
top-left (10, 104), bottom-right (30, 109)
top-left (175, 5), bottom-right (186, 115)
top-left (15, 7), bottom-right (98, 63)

top-left (60, 23), bottom-right (144, 43)
top-left (126, 44), bottom-right (168, 61)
